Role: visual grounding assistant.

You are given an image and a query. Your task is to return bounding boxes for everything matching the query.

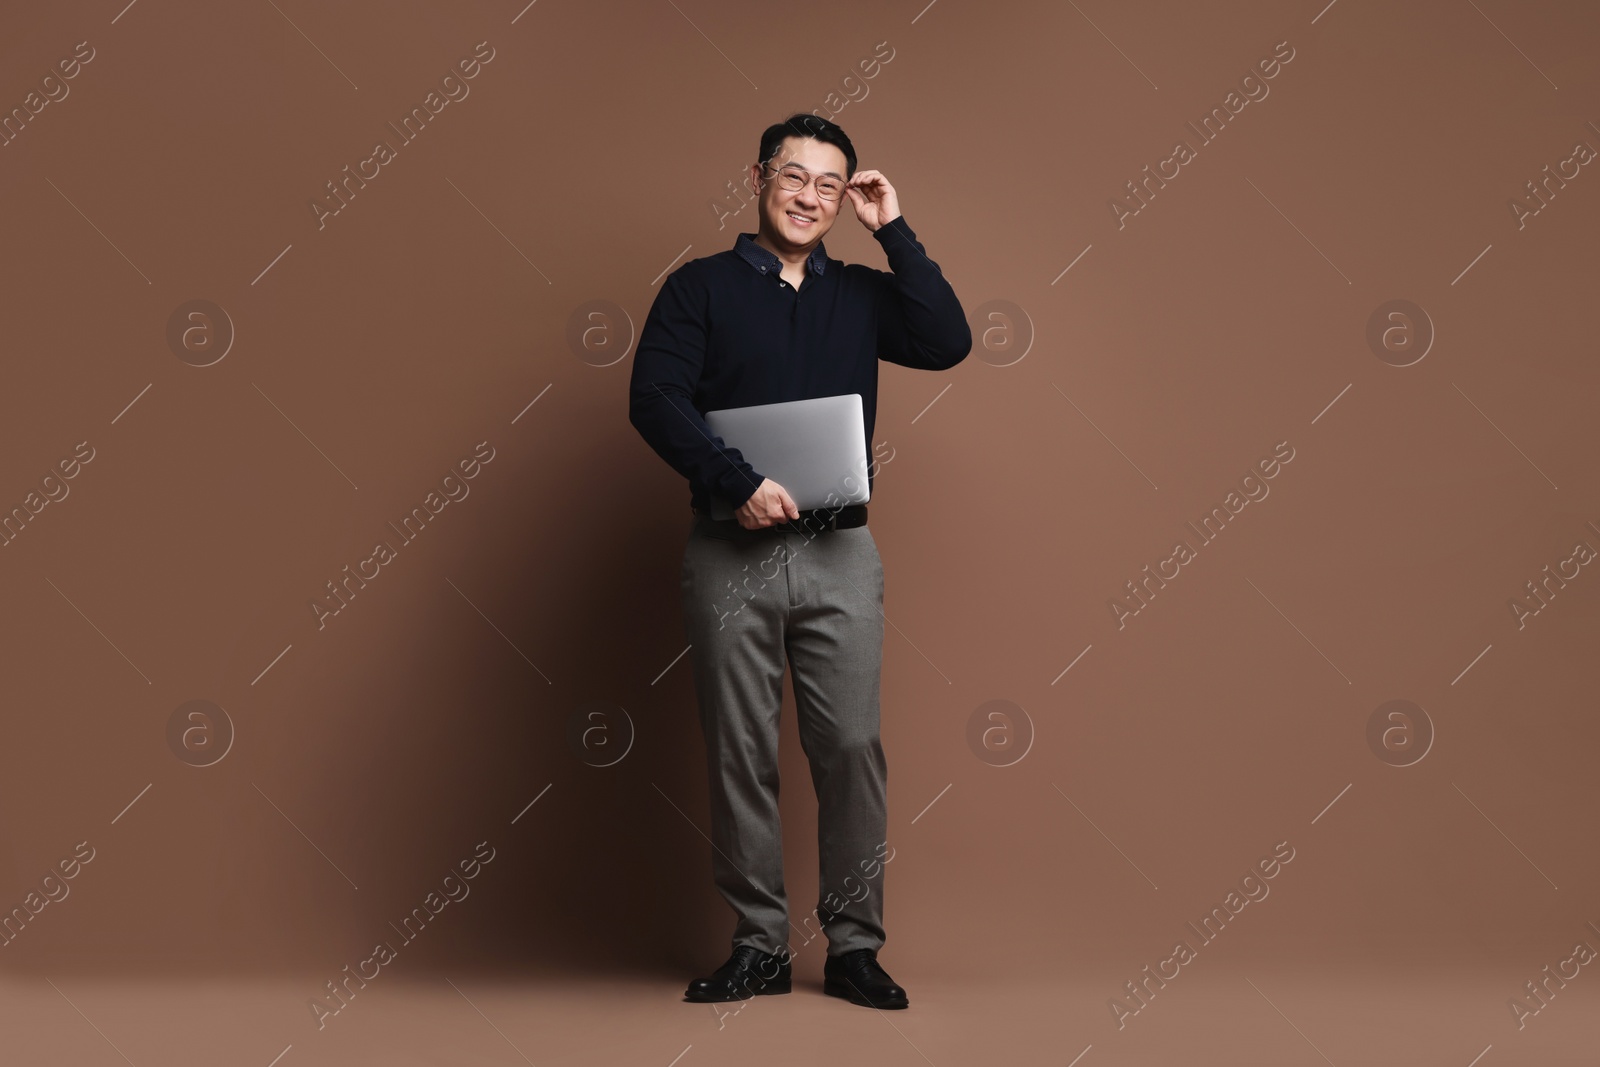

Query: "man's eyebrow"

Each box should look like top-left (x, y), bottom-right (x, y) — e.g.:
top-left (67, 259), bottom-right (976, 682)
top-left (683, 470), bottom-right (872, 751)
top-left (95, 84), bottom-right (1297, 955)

top-left (777, 162), bottom-right (845, 180)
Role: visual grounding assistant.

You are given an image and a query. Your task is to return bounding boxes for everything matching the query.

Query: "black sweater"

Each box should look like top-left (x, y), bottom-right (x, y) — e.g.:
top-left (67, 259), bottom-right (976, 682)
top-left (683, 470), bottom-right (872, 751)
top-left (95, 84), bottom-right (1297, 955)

top-left (628, 214), bottom-right (971, 514)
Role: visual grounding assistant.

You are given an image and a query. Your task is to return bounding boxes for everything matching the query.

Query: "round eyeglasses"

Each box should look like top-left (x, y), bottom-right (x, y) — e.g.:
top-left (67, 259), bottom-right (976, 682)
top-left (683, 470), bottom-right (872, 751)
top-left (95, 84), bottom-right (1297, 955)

top-left (762, 164), bottom-right (845, 201)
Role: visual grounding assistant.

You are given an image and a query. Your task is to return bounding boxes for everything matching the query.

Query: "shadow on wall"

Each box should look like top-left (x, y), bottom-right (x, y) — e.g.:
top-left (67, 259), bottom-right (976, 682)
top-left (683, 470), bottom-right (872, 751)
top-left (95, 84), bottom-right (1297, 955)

top-left (291, 481), bottom-right (729, 979)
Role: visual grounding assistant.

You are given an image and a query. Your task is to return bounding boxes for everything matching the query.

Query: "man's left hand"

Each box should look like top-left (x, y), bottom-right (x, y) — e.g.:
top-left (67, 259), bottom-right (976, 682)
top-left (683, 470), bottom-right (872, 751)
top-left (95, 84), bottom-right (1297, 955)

top-left (845, 169), bottom-right (900, 232)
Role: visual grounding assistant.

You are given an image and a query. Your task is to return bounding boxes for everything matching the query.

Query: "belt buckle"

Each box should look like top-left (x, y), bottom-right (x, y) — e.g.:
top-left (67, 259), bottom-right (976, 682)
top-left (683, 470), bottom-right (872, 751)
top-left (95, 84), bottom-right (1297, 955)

top-left (792, 507), bottom-right (831, 532)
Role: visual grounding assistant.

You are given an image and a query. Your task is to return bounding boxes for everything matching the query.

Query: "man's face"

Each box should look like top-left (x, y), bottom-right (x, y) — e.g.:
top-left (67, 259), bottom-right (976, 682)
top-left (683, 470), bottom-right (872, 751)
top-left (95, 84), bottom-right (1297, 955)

top-left (751, 136), bottom-right (850, 251)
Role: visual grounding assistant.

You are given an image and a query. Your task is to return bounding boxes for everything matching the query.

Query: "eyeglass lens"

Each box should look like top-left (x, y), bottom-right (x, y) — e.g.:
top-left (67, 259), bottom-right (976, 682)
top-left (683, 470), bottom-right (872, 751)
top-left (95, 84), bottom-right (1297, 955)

top-left (774, 166), bottom-right (843, 200)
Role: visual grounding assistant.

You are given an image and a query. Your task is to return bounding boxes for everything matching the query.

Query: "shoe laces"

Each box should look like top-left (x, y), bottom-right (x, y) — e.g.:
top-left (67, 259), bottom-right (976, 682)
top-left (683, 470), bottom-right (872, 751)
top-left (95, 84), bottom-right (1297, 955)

top-left (837, 948), bottom-right (879, 973)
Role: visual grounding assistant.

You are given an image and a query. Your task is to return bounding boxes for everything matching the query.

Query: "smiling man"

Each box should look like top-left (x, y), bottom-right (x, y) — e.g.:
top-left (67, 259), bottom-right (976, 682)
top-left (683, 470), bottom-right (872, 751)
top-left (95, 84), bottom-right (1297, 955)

top-left (628, 113), bottom-right (970, 1011)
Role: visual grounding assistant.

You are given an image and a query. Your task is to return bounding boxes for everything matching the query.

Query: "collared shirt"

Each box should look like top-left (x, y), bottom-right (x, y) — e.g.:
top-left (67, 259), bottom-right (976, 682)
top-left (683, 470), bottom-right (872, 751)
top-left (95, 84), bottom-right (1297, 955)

top-left (734, 231), bottom-right (830, 279)
top-left (628, 214), bottom-right (972, 514)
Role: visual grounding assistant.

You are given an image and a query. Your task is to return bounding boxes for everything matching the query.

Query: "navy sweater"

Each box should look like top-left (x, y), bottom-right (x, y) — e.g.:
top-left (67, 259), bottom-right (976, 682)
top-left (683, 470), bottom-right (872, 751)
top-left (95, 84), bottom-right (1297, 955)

top-left (628, 214), bottom-right (972, 514)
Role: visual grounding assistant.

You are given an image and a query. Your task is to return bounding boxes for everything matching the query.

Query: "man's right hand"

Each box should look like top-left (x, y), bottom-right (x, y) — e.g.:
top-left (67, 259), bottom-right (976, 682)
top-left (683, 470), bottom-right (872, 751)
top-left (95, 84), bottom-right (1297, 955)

top-left (735, 478), bottom-right (801, 529)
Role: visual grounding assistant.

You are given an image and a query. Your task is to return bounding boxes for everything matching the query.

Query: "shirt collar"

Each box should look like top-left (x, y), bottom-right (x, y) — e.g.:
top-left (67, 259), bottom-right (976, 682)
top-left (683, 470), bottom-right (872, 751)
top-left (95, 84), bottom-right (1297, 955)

top-left (734, 231), bottom-right (828, 278)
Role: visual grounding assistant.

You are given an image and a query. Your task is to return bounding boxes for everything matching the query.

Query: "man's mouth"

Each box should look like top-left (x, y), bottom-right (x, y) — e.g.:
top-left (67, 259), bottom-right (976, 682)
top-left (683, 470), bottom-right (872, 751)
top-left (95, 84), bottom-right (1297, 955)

top-left (786, 211), bottom-right (816, 227)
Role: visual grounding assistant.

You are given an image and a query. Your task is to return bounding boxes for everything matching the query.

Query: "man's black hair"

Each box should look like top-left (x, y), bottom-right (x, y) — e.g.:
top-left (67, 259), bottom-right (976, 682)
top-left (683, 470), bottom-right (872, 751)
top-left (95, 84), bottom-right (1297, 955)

top-left (758, 113), bottom-right (857, 179)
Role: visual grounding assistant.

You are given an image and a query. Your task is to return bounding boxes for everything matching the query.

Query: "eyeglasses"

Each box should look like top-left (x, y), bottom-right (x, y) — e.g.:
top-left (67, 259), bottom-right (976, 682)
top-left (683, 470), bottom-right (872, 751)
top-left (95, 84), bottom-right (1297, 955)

top-left (762, 163), bottom-right (846, 201)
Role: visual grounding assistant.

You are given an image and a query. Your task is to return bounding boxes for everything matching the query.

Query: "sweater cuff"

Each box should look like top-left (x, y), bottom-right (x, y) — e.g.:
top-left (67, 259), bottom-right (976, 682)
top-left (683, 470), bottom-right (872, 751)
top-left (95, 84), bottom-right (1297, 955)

top-left (717, 468), bottom-right (762, 509)
top-left (872, 214), bottom-right (915, 244)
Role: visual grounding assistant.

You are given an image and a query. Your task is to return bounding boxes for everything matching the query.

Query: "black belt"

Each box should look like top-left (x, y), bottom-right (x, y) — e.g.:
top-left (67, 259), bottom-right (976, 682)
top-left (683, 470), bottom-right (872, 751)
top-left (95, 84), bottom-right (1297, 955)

top-left (695, 503), bottom-right (868, 531)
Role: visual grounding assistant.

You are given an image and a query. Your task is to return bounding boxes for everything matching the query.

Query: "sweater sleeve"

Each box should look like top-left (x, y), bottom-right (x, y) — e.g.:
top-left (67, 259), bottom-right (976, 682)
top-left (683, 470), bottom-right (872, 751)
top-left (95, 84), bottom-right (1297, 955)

top-left (628, 267), bottom-right (765, 508)
top-left (872, 215), bottom-right (973, 371)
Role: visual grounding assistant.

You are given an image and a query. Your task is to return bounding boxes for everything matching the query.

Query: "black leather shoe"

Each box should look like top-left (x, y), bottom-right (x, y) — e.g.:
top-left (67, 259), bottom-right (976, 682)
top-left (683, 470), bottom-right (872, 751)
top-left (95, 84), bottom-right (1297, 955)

top-left (823, 948), bottom-right (908, 1009)
top-left (684, 945), bottom-right (792, 1002)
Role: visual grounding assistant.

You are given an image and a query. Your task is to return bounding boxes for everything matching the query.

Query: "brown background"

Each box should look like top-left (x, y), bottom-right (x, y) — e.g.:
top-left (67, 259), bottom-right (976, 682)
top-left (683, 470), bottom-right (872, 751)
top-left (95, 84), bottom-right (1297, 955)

top-left (1, 0), bottom-right (1597, 1064)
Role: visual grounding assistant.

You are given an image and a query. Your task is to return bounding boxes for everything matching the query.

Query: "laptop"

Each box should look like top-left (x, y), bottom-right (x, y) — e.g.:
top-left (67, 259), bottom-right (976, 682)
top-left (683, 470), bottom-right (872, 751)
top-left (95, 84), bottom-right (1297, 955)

top-left (703, 393), bottom-right (871, 520)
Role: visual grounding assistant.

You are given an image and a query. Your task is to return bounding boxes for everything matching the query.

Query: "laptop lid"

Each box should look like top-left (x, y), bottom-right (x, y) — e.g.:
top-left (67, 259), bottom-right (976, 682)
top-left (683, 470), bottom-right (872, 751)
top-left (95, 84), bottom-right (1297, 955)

top-left (703, 393), bottom-right (870, 521)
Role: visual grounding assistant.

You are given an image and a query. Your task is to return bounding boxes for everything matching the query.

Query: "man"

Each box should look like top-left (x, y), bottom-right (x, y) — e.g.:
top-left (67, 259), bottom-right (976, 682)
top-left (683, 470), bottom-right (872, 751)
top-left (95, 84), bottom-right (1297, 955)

top-left (628, 113), bottom-right (970, 1010)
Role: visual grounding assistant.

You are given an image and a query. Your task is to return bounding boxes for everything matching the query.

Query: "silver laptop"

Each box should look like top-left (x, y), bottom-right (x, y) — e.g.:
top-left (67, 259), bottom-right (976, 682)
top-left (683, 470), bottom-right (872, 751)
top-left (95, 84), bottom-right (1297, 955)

top-left (704, 393), bottom-right (871, 520)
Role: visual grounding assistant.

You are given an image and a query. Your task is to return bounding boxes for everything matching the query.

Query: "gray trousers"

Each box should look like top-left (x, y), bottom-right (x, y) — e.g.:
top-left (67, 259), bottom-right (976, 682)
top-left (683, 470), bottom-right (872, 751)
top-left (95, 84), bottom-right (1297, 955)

top-left (679, 511), bottom-right (888, 959)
